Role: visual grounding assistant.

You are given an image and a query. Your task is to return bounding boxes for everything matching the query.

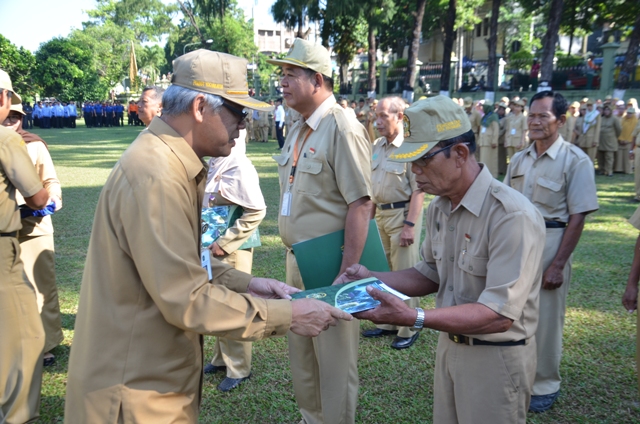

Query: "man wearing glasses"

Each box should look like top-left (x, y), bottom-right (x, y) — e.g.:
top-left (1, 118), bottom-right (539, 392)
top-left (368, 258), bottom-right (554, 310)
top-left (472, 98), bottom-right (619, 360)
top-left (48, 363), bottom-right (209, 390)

top-left (336, 95), bottom-right (546, 424)
top-left (64, 50), bottom-right (352, 423)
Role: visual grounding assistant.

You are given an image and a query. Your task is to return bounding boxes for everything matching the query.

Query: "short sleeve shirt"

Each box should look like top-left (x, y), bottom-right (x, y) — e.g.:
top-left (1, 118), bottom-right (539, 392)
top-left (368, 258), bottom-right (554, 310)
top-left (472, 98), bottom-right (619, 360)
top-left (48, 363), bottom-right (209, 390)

top-left (0, 127), bottom-right (43, 233)
top-left (275, 96), bottom-right (372, 247)
top-left (504, 135), bottom-right (599, 222)
top-left (414, 166), bottom-right (545, 342)
top-left (371, 133), bottom-right (418, 205)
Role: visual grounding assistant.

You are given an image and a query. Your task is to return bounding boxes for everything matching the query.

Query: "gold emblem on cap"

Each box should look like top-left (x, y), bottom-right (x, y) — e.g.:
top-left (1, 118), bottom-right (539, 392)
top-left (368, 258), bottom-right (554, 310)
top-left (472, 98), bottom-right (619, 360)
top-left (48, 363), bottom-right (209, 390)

top-left (390, 143), bottom-right (429, 160)
top-left (436, 119), bottom-right (461, 133)
top-left (403, 114), bottom-right (411, 137)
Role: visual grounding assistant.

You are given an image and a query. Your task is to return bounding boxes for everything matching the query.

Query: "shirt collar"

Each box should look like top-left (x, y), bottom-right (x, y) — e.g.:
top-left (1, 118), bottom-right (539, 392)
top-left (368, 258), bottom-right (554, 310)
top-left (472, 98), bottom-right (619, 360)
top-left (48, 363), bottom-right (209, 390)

top-left (387, 131), bottom-right (404, 148)
top-left (304, 95), bottom-right (337, 131)
top-left (524, 134), bottom-right (563, 160)
top-left (432, 165), bottom-right (493, 218)
top-left (147, 117), bottom-right (206, 182)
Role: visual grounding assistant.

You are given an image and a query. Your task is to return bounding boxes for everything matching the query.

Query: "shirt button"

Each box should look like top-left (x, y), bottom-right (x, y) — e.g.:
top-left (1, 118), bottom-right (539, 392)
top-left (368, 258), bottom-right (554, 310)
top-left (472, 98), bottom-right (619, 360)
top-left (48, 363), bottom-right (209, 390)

top-left (493, 187), bottom-right (500, 193)
top-left (469, 266), bottom-right (474, 271)
top-left (449, 256), bottom-right (454, 262)
top-left (271, 331), bottom-right (277, 336)
top-left (448, 286), bottom-right (453, 291)
top-left (449, 226), bottom-right (454, 231)
top-left (433, 251), bottom-right (438, 256)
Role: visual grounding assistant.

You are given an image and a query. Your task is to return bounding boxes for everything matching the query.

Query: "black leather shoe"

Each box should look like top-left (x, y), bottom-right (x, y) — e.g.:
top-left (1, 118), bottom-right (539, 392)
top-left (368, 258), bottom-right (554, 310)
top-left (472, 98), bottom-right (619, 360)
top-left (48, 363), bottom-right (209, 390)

top-left (217, 374), bottom-right (251, 392)
top-left (203, 364), bottom-right (227, 374)
top-left (361, 328), bottom-right (398, 338)
top-left (391, 332), bottom-right (420, 350)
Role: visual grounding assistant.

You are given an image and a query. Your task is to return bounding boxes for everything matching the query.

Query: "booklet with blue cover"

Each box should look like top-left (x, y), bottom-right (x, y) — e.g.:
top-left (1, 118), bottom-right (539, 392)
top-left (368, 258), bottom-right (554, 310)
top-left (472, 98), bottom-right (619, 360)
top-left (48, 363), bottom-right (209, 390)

top-left (290, 277), bottom-right (409, 314)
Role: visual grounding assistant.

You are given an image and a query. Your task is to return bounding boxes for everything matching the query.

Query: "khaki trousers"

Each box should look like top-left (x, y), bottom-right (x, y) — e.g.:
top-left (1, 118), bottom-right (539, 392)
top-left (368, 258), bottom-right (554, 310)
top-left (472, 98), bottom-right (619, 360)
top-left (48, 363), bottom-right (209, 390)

top-left (581, 146), bottom-right (598, 165)
top-left (260, 126), bottom-right (269, 142)
top-left (597, 150), bottom-right (615, 175)
top-left (615, 144), bottom-right (632, 174)
top-left (433, 331), bottom-right (536, 424)
top-left (479, 146), bottom-right (499, 178)
top-left (286, 250), bottom-right (359, 424)
top-left (19, 234), bottom-right (63, 353)
top-left (635, 147), bottom-right (640, 200)
top-left (533, 228), bottom-right (572, 396)
top-left (374, 206), bottom-right (423, 338)
top-left (0, 237), bottom-right (44, 424)
top-left (210, 248), bottom-right (253, 378)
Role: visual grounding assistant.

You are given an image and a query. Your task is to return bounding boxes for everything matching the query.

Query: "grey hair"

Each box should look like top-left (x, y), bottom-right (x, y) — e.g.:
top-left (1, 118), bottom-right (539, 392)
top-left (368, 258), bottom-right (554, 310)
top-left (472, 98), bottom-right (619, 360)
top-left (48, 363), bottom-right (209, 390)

top-left (161, 85), bottom-right (223, 117)
top-left (380, 96), bottom-right (406, 114)
top-left (141, 86), bottom-right (166, 103)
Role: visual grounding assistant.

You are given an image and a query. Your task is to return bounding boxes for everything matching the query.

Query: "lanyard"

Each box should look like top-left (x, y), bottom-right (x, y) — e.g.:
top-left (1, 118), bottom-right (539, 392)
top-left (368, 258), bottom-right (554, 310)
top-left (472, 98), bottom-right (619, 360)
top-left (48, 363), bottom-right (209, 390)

top-left (288, 125), bottom-right (313, 185)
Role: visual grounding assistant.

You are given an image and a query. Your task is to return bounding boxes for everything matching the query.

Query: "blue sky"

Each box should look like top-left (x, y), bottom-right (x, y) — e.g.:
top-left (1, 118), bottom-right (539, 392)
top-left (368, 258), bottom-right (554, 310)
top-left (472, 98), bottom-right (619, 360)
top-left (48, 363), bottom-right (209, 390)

top-left (0, 0), bottom-right (276, 52)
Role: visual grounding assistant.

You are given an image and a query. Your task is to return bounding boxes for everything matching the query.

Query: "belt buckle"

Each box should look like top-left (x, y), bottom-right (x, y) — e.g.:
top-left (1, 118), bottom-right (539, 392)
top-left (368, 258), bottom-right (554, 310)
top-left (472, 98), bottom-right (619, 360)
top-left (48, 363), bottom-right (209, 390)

top-left (452, 334), bottom-right (460, 343)
top-left (389, 203), bottom-right (395, 209)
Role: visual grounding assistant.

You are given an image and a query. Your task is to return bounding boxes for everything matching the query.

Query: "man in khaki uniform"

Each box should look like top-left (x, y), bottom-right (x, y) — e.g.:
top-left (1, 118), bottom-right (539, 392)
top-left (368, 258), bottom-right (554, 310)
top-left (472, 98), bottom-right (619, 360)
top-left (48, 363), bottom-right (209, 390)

top-left (630, 110), bottom-right (640, 201)
top-left (0, 69), bottom-right (50, 424)
top-left (258, 108), bottom-right (270, 143)
top-left (505, 99), bottom-right (528, 161)
top-left (575, 99), bottom-right (601, 164)
top-left (463, 97), bottom-right (482, 139)
top-left (616, 107), bottom-right (636, 175)
top-left (64, 50), bottom-right (351, 423)
top-left (505, 91), bottom-right (598, 412)
top-left (597, 104), bottom-right (621, 176)
top-left (362, 96), bottom-right (424, 349)
top-left (559, 101), bottom-right (579, 143)
top-left (269, 38), bottom-right (373, 424)
top-left (337, 95), bottom-right (546, 424)
top-left (478, 103), bottom-right (500, 177)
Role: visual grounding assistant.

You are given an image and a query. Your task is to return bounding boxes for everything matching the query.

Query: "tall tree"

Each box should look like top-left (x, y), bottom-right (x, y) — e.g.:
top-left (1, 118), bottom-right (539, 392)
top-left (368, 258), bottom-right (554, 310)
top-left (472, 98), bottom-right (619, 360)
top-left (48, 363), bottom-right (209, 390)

top-left (485, 0), bottom-right (501, 101)
top-left (0, 35), bottom-right (37, 99)
top-left (271, 0), bottom-right (319, 39)
top-left (539, 0), bottom-right (563, 88)
top-left (403, 0), bottom-right (427, 101)
top-left (362, 0), bottom-right (396, 95)
top-left (439, 0), bottom-right (457, 95)
top-left (322, 12), bottom-right (368, 94)
top-left (615, 13), bottom-right (640, 91)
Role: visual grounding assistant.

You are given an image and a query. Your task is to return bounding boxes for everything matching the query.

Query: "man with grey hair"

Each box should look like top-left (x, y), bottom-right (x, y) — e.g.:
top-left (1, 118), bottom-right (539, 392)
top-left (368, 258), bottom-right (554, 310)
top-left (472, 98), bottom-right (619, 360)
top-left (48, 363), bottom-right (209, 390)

top-left (64, 50), bottom-right (352, 423)
top-left (137, 86), bottom-right (165, 127)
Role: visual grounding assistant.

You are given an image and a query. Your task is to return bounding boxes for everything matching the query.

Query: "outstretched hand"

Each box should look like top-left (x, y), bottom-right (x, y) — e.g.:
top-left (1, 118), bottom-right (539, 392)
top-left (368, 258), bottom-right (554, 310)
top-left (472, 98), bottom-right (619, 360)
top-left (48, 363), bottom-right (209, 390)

top-left (290, 298), bottom-right (353, 337)
top-left (353, 286), bottom-right (414, 327)
top-left (247, 278), bottom-right (300, 299)
top-left (332, 264), bottom-right (373, 285)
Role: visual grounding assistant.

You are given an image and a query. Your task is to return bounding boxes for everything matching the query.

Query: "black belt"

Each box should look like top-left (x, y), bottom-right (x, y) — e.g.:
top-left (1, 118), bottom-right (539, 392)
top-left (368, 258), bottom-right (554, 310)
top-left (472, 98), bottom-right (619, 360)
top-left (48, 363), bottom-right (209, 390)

top-left (378, 200), bottom-right (410, 210)
top-left (448, 333), bottom-right (527, 346)
top-left (0, 232), bottom-right (17, 238)
top-left (545, 221), bottom-right (566, 228)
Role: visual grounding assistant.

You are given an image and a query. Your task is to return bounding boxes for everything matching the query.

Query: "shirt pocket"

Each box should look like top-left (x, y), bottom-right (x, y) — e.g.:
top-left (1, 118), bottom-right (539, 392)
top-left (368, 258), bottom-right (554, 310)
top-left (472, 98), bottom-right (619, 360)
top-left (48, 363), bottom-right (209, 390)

top-left (384, 161), bottom-right (406, 184)
top-left (456, 252), bottom-right (488, 301)
top-left (508, 175), bottom-right (525, 193)
top-left (533, 176), bottom-right (564, 208)
top-left (295, 159), bottom-right (323, 196)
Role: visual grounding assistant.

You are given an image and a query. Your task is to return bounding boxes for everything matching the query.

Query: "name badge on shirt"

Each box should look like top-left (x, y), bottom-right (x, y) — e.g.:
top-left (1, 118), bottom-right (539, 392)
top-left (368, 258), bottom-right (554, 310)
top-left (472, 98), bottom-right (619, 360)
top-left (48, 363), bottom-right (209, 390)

top-left (201, 250), bottom-right (212, 281)
top-left (511, 128), bottom-right (516, 135)
top-left (281, 191), bottom-right (292, 216)
top-left (481, 127), bottom-right (487, 134)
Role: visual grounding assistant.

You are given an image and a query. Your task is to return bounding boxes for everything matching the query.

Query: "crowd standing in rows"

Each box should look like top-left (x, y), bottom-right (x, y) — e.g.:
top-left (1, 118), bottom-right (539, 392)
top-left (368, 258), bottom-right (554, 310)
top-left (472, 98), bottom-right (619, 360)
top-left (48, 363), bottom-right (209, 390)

top-left (2, 35), bottom-right (640, 424)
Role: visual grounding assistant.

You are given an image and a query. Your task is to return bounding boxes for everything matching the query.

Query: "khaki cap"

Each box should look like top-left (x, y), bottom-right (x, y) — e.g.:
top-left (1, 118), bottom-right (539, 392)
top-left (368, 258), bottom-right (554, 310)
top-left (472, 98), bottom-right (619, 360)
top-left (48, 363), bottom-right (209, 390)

top-left (266, 38), bottom-right (332, 78)
top-left (389, 95), bottom-right (471, 162)
top-left (10, 103), bottom-right (25, 115)
top-left (586, 99), bottom-right (594, 105)
top-left (0, 69), bottom-right (22, 105)
top-left (498, 102), bottom-right (509, 109)
top-left (512, 99), bottom-right (525, 107)
top-left (570, 101), bottom-right (580, 108)
top-left (171, 49), bottom-right (272, 111)
top-left (463, 97), bottom-right (473, 107)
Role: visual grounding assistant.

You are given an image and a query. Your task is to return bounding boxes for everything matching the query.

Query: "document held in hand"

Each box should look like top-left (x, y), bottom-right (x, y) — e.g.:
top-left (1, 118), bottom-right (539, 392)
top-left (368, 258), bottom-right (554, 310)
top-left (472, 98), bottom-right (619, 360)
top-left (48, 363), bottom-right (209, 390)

top-left (290, 277), bottom-right (409, 314)
top-left (291, 219), bottom-right (390, 290)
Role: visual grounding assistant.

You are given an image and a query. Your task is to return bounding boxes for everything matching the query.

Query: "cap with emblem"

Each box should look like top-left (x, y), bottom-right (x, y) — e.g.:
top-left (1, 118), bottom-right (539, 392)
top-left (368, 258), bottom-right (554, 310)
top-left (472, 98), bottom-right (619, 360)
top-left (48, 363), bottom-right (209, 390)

top-left (0, 69), bottom-right (22, 105)
top-left (266, 38), bottom-right (332, 78)
top-left (171, 49), bottom-right (272, 111)
top-left (389, 95), bottom-right (472, 163)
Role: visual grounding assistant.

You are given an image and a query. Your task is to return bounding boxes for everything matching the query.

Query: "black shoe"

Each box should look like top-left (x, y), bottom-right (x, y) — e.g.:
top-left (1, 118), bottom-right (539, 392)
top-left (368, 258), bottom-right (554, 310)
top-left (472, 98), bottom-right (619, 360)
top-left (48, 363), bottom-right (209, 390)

top-left (529, 390), bottom-right (560, 413)
top-left (43, 354), bottom-right (56, 367)
top-left (203, 363), bottom-right (227, 374)
top-left (362, 328), bottom-right (398, 338)
top-left (391, 332), bottom-right (420, 350)
top-left (217, 374), bottom-right (251, 392)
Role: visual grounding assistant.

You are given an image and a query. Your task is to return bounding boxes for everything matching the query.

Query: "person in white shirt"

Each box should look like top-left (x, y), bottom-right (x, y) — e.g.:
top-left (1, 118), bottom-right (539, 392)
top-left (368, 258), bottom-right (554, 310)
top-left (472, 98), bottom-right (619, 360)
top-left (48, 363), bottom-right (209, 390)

top-left (275, 98), bottom-right (286, 149)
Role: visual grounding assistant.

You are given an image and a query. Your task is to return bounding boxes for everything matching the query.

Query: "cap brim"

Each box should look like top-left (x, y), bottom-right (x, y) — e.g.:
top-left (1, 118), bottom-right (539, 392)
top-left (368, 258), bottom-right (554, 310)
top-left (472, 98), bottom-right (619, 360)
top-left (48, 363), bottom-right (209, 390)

top-left (223, 94), bottom-right (274, 111)
top-left (10, 91), bottom-right (21, 105)
top-left (266, 58), bottom-right (331, 77)
top-left (388, 141), bottom-right (433, 163)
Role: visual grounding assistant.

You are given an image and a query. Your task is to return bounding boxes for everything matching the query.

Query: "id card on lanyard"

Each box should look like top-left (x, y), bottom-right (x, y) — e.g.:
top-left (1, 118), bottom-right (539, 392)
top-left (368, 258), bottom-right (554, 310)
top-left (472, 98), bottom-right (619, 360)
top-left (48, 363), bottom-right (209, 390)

top-left (281, 126), bottom-right (312, 217)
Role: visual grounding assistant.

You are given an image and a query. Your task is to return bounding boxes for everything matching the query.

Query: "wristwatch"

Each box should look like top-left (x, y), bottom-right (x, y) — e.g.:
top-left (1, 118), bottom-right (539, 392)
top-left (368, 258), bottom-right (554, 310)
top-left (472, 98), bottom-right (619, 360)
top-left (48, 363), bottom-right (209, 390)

top-left (411, 307), bottom-right (425, 331)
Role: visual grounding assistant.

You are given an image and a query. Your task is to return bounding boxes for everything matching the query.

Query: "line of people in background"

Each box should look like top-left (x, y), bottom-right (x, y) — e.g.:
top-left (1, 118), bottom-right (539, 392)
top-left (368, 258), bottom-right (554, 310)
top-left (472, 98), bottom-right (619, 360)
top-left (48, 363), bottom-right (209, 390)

top-left (29, 100), bottom-right (78, 129)
top-left (81, 101), bottom-right (126, 128)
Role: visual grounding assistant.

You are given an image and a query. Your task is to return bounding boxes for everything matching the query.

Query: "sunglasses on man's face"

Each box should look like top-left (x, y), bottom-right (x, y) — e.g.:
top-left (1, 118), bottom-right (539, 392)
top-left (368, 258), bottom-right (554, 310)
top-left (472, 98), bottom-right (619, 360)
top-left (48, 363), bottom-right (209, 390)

top-left (221, 100), bottom-right (248, 123)
top-left (412, 142), bottom-right (470, 167)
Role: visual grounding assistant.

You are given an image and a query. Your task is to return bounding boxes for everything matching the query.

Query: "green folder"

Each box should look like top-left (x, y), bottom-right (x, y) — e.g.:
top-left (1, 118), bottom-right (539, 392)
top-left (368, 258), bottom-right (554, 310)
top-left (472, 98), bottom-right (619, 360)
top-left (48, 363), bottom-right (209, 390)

top-left (291, 220), bottom-right (390, 290)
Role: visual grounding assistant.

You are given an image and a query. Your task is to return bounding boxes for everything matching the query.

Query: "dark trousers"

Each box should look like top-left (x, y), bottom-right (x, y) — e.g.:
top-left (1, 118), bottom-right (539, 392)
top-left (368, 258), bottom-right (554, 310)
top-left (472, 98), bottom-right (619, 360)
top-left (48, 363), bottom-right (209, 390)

top-left (42, 117), bottom-right (50, 128)
top-left (70, 116), bottom-right (76, 128)
top-left (276, 123), bottom-right (285, 149)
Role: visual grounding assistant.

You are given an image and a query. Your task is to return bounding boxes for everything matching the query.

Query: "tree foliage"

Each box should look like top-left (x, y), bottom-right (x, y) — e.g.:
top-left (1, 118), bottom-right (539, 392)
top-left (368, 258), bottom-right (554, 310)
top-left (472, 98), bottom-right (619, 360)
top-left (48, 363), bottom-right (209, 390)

top-left (271, 0), bottom-right (320, 39)
top-left (0, 35), bottom-right (37, 100)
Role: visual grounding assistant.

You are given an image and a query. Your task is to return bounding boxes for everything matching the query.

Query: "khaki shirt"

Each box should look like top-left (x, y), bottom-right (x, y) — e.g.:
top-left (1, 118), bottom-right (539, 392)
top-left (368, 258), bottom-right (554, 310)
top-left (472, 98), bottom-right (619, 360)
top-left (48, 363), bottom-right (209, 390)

top-left (16, 140), bottom-right (61, 237)
top-left (559, 114), bottom-right (577, 142)
top-left (599, 115), bottom-right (622, 151)
top-left (505, 113), bottom-right (527, 148)
top-left (620, 115), bottom-right (639, 143)
top-left (65, 118), bottom-right (292, 423)
top-left (0, 127), bottom-right (43, 233)
top-left (371, 133), bottom-right (418, 205)
top-left (467, 108), bottom-right (482, 137)
top-left (504, 135), bottom-right (599, 223)
top-left (575, 114), bottom-right (601, 148)
top-left (274, 96), bottom-right (372, 248)
top-left (478, 121), bottom-right (499, 147)
top-left (414, 165), bottom-right (545, 342)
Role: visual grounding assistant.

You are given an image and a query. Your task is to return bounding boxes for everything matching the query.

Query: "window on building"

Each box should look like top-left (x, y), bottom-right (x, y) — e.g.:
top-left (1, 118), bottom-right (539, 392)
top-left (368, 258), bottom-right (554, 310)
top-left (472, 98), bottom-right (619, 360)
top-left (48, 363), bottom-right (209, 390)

top-left (276, 31), bottom-right (281, 36)
top-left (483, 18), bottom-right (489, 37)
top-left (476, 23), bottom-right (482, 38)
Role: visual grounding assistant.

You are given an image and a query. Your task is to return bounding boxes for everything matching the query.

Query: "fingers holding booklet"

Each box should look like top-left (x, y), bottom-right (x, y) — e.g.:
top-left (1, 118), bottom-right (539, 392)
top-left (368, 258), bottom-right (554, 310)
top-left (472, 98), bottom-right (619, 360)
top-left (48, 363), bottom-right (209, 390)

top-left (290, 299), bottom-right (353, 337)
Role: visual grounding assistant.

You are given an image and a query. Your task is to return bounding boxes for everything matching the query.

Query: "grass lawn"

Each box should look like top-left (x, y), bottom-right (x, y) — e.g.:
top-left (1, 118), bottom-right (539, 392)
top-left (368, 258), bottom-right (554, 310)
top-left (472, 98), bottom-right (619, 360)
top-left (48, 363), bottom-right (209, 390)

top-left (32, 121), bottom-right (640, 423)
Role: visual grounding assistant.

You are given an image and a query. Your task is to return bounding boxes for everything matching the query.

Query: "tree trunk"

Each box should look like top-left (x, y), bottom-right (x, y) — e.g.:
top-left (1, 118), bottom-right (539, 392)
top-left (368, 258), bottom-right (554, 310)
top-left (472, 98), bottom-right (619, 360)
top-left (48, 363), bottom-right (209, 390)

top-left (616, 13), bottom-right (640, 90)
top-left (404, 0), bottom-right (427, 92)
top-left (486, 0), bottom-right (501, 94)
top-left (540, 0), bottom-right (564, 87)
top-left (568, 31), bottom-right (573, 56)
top-left (440, 0), bottom-right (457, 94)
top-left (340, 59), bottom-right (349, 94)
top-left (368, 24), bottom-right (377, 95)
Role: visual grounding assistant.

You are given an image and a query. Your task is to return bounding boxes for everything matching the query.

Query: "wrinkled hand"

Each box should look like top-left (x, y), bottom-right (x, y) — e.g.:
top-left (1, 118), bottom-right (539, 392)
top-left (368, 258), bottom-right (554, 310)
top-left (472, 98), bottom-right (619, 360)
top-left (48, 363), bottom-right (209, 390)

top-left (290, 299), bottom-right (353, 337)
top-left (353, 287), bottom-right (413, 326)
top-left (247, 278), bottom-right (300, 300)
top-left (333, 264), bottom-right (373, 285)
top-left (622, 284), bottom-right (638, 313)
top-left (399, 226), bottom-right (415, 247)
top-left (542, 264), bottom-right (564, 290)
top-left (208, 242), bottom-right (226, 257)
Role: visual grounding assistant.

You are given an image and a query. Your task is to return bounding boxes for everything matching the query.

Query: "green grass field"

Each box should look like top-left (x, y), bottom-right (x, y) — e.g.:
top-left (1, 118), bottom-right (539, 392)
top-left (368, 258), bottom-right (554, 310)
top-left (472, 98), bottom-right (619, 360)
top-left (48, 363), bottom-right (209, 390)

top-left (32, 121), bottom-right (640, 423)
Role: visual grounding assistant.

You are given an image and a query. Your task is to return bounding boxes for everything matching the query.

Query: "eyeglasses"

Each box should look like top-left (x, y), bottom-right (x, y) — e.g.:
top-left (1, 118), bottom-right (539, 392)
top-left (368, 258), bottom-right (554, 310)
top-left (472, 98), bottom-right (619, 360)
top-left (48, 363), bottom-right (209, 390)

top-left (221, 100), bottom-right (248, 123)
top-left (412, 142), bottom-right (470, 167)
top-left (4, 114), bottom-right (21, 124)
